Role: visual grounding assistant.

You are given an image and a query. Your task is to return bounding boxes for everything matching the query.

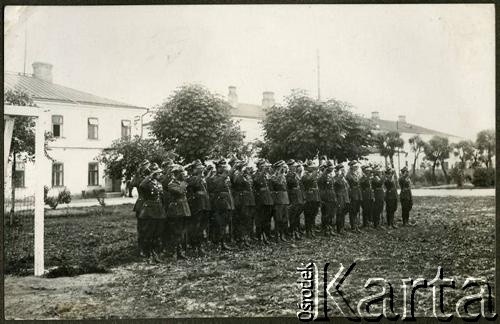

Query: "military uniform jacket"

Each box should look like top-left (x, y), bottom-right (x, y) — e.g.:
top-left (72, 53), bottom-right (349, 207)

top-left (232, 171), bottom-right (256, 207)
top-left (371, 176), bottom-right (385, 201)
top-left (360, 175), bottom-right (374, 202)
top-left (187, 175), bottom-right (211, 214)
top-left (207, 174), bottom-right (235, 211)
top-left (384, 177), bottom-right (398, 201)
top-left (301, 172), bottom-right (320, 202)
top-left (167, 179), bottom-right (191, 217)
top-left (138, 177), bottom-right (167, 219)
top-left (132, 172), bottom-right (146, 213)
top-left (160, 172), bottom-right (173, 211)
top-left (270, 173), bottom-right (290, 205)
top-left (318, 173), bottom-right (337, 203)
top-left (346, 172), bottom-right (362, 201)
top-left (399, 176), bottom-right (413, 203)
top-left (334, 175), bottom-right (350, 206)
top-left (252, 171), bottom-right (273, 206)
top-left (286, 172), bottom-right (304, 205)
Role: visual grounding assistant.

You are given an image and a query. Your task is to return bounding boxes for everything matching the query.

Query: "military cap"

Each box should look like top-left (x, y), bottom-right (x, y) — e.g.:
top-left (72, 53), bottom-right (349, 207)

top-left (149, 163), bottom-right (163, 175)
top-left (304, 160), bottom-right (317, 170)
top-left (325, 160), bottom-right (334, 168)
top-left (140, 159), bottom-right (151, 168)
top-left (161, 158), bottom-right (174, 169)
top-left (215, 159), bottom-right (228, 167)
top-left (385, 167), bottom-right (394, 173)
top-left (273, 160), bottom-right (286, 169)
top-left (400, 166), bottom-right (409, 173)
top-left (286, 159), bottom-right (298, 167)
top-left (364, 166), bottom-right (373, 172)
top-left (335, 164), bottom-right (344, 171)
top-left (347, 160), bottom-right (357, 166)
top-left (170, 164), bottom-right (184, 173)
top-left (297, 160), bottom-right (304, 166)
top-left (191, 159), bottom-right (204, 169)
top-left (256, 159), bottom-right (271, 168)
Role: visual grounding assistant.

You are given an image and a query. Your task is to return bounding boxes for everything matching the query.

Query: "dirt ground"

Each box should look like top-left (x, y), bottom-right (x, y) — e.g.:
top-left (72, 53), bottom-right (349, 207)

top-left (4, 196), bottom-right (495, 319)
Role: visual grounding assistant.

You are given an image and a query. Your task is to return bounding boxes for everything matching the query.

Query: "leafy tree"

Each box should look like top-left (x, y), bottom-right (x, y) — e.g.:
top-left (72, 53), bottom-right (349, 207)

top-left (452, 140), bottom-right (475, 169)
top-left (96, 136), bottom-right (176, 190)
top-left (259, 89), bottom-right (373, 162)
top-left (475, 129), bottom-right (495, 168)
top-left (149, 84), bottom-right (247, 162)
top-left (424, 136), bottom-right (452, 185)
top-left (374, 131), bottom-right (404, 169)
top-left (408, 135), bottom-right (428, 179)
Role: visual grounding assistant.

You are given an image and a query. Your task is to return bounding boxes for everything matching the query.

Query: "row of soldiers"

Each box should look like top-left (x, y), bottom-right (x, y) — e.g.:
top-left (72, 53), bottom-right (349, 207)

top-left (131, 157), bottom-right (413, 261)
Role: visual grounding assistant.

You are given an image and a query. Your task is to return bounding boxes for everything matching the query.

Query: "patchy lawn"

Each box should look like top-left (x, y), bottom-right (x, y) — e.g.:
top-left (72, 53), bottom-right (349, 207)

top-left (4, 196), bottom-right (495, 319)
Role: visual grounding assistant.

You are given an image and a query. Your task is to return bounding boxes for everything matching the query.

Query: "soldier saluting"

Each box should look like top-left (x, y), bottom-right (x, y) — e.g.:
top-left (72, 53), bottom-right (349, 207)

top-left (232, 160), bottom-right (256, 247)
top-left (138, 163), bottom-right (166, 262)
top-left (301, 160), bottom-right (320, 238)
top-left (131, 159), bottom-right (151, 257)
top-left (333, 163), bottom-right (350, 234)
top-left (286, 159), bottom-right (304, 240)
top-left (207, 159), bottom-right (235, 251)
top-left (186, 160), bottom-right (210, 256)
top-left (318, 160), bottom-right (337, 236)
top-left (270, 160), bottom-right (290, 242)
top-left (360, 165), bottom-right (374, 229)
top-left (371, 165), bottom-right (385, 229)
top-left (253, 159), bottom-right (274, 245)
top-left (346, 161), bottom-right (362, 233)
top-left (399, 166), bottom-right (413, 226)
top-left (384, 167), bottom-right (398, 229)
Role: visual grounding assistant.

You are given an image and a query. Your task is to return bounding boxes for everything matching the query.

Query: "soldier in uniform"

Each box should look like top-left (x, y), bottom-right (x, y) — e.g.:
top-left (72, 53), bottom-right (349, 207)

top-left (399, 166), bottom-right (413, 226)
top-left (186, 160), bottom-right (211, 256)
top-left (333, 164), bottom-right (350, 234)
top-left (384, 167), bottom-right (398, 229)
top-left (301, 160), bottom-right (320, 238)
top-left (207, 159), bottom-right (235, 251)
top-left (371, 165), bottom-right (385, 229)
top-left (232, 161), bottom-right (256, 247)
top-left (131, 159), bottom-right (150, 256)
top-left (270, 160), bottom-right (290, 242)
top-left (138, 163), bottom-right (165, 261)
top-left (286, 159), bottom-right (304, 240)
top-left (159, 158), bottom-right (175, 252)
top-left (166, 164), bottom-right (191, 259)
top-left (253, 159), bottom-right (274, 244)
top-left (318, 160), bottom-right (337, 236)
top-left (360, 165), bottom-right (374, 229)
top-left (346, 161), bottom-right (362, 233)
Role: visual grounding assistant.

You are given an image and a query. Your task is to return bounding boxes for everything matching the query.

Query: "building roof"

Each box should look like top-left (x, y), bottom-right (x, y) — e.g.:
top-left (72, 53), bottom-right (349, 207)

top-left (231, 102), bottom-right (266, 119)
top-left (370, 118), bottom-right (459, 138)
top-left (4, 72), bottom-right (146, 110)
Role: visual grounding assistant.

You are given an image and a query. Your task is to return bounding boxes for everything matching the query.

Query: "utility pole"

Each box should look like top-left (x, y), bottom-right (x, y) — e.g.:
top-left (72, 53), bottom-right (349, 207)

top-left (23, 21), bottom-right (28, 75)
top-left (316, 49), bottom-right (321, 101)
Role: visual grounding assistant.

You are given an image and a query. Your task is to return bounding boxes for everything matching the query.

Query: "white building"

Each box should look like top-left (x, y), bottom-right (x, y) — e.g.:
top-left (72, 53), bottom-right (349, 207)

top-left (366, 111), bottom-right (462, 171)
top-left (4, 62), bottom-right (148, 198)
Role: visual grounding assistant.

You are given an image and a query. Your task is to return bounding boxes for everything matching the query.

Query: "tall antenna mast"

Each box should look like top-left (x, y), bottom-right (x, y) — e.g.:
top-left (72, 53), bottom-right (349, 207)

top-left (316, 49), bottom-right (321, 101)
top-left (23, 20), bottom-right (28, 75)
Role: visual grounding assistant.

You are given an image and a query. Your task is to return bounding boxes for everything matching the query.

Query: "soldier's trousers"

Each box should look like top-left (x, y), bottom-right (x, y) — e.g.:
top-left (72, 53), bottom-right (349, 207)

top-left (385, 199), bottom-right (398, 226)
top-left (336, 204), bottom-right (348, 233)
top-left (141, 219), bottom-right (165, 256)
top-left (401, 202), bottom-right (412, 225)
top-left (304, 201), bottom-right (320, 233)
top-left (274, 204), bottom-right (289, 235)
top-left (256, 204), bottom-right (273, 239)
top-left (361, 200), bottom-right (373, 227)
top-left (164, 217), bottom-right (188, 254)
top-left (136, 216), bottom-right (145, 253)
top-left (372, 199), bottom-right (384, 227)
top-left (349, 199), bottom-right (361, 229)
top-left (211, 209), bottom-right (231, 244)
top-left (189, 211), bottom-right (210, 247)
top-left (289, 203), bottom-right (304, 233)
top-left (321, 202), bottom-right (337, 230)
top-left (234, 205), bottom-right (254, 241)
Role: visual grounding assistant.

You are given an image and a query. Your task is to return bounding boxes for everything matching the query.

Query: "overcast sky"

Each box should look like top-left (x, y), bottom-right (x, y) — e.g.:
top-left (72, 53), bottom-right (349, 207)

top-left (4, 5), bottom-right (494, 139)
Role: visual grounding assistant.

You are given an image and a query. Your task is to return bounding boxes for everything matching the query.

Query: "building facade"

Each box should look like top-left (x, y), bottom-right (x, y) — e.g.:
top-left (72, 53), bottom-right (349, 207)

top-left (4, 62), bottom-right (148, 198)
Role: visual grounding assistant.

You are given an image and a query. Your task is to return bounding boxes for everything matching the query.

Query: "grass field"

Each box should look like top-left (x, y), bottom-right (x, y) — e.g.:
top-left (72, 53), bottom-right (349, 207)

top-left (4, 196), bottom-right (495, 319)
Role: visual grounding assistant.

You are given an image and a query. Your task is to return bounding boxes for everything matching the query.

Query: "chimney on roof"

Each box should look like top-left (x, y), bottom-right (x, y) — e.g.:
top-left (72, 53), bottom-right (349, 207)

top-left (32, 62), bottom-right (53, 83)
top-left (262, 91), bottom-right (275, 109)
top-left (228, 86), bottom-right (238, 108)
top-left (398, 115), bottom-right (406, 124)
top-left (371, 111), bottom-right (380, 120)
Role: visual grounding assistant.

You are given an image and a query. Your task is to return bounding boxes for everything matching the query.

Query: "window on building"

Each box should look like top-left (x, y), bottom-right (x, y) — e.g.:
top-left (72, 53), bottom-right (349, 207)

top-left (88, 163), bottom-right (99, 186)
top-left (88, 118), bottom-right (99, 139)
top-left (52, 115), bottom-right (63, 138)
top-left (121, 120), bottom-right (131, 139)
top-left (52, 163), bottom-right (64, 187)
top-left (14, 161), bottom-right (25, 188)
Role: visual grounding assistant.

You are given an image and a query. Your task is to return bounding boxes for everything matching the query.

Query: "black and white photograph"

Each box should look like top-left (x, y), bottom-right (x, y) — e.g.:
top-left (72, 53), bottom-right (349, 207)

top-left (3, 4), bottom-right (496, 320)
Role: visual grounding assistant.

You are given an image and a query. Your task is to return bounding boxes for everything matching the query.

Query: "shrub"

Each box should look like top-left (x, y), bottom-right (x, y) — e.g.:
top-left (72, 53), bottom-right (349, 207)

top-left (93, 188), bottom-right (106, 207)
top-left (450, 166), bottom-right (465, 187)
top-left (58, 188), bottom-right (72, 204)
top-left (472, 168), bottom-right (495, 187)
top-left (44, 187), bottom-right (72, 209)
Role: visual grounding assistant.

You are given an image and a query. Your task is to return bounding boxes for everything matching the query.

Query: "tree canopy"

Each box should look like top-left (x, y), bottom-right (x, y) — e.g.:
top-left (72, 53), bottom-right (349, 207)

top-left (374, 131), bottom-right (404, 169)
top-left (258, 90), bottom-right (373, 162)
top-left (149, 84), bottom-right (248, 162)
top-left (475, 129), bottom-right (495, 168)
top-left (424, 135), bottom-right (452, 184)
top-left (96, 136), bottom-right (176, 181)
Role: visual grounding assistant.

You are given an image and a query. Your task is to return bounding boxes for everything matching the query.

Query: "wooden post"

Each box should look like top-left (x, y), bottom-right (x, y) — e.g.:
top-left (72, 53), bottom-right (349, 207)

top-left (34, 113), bottom-right (45, 276)
top-left (4, 116), bottom-right (15, 177)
